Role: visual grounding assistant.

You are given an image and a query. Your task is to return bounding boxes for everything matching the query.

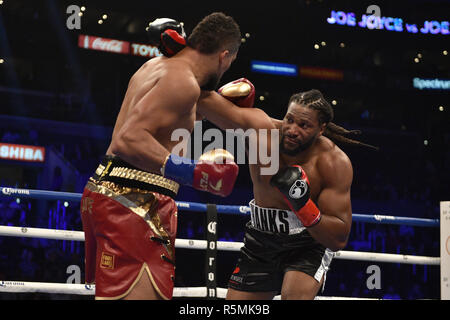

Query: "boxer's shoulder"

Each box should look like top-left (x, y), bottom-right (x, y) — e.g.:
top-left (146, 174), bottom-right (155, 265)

top-left (316, 140), bottom-right (353, 185)
top-left (141, 56), bottom-right (196, 81)
top-left (133, 59), bottom-right (200, 103)
top-left (163, 59), bottom-right (200, 91)
top-left (317, 143), bottom-right (351, 170)
top-left (162, 56), bottom-right (193, 73)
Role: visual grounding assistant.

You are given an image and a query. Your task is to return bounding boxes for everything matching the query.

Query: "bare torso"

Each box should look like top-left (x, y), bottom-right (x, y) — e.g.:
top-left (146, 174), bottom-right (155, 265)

top-left (196, 91), bottom-right (352, 210)
top-left (105, 56), bottom-right (201, 173)
top-left (196, 89), bottom-right (354, 252)
top-left (250, 135), bottom-right (348, 210)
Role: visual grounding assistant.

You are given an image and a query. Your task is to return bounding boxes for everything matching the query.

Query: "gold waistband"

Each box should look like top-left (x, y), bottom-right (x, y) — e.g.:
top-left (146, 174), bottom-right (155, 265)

top-left (95, 164), bottom-right (179, 195)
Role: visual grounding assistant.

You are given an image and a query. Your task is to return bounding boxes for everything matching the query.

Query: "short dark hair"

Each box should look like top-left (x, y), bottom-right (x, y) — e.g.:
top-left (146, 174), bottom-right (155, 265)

top-left (187, 12), bottom-right (241, 54)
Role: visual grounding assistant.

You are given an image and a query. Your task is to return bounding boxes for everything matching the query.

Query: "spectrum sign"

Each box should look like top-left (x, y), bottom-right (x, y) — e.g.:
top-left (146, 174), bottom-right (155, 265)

top-left (413, 77), bottom-right (450, 90)
top-left (327, 10), bottom-right (449, 35)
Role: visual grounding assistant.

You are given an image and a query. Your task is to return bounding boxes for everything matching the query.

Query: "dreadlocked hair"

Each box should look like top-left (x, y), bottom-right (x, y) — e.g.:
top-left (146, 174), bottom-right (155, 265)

top-left (289, 90), bottom-right (379, 151)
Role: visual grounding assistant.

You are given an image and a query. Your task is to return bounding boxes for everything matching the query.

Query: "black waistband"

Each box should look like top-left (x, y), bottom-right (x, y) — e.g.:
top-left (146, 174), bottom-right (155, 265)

top-left (92, 155), bottom-right (178, 199)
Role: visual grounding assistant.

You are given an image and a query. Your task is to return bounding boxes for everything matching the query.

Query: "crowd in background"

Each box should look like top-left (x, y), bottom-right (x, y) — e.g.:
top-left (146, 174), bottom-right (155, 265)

top-left (2, 126), bottom-right (447, 216)
top-left (0, 0), bottom-right (447, 301)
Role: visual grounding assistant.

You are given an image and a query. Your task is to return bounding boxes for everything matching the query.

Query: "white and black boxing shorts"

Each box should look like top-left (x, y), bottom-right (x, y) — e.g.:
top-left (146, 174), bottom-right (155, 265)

top-left (228, 200), bottom-right (335, 293)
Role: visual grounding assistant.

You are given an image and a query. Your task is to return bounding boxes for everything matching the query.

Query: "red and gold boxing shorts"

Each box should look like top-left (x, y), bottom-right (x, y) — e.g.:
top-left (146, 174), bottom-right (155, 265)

top-left (80, 156), bottom-right (179, 300)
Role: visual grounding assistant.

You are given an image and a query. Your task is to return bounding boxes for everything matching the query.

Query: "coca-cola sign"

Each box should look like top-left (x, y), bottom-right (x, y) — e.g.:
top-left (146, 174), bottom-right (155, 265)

top-left (78, 35), bottom-right (130, 54)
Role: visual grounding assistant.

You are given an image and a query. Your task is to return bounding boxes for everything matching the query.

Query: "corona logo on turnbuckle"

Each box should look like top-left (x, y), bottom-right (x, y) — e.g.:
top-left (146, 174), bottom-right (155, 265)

top-left (207, 222), bottom-right (217, 234)
top-left (85, 284), bottom-right (95, 291)
top-left (0, 281), bottom-right (25, 287)
top-left (239, 206), bottom-right (251, 214)
top-left (1, 187), bottom-right (30, 196)
top-left (1, 187), bottom-right (12, 195)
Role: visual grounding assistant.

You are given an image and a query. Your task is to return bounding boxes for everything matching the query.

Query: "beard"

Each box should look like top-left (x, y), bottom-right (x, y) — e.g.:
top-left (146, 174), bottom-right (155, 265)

top-left (200, 72), bottom-right (221, 91)
top-left (280, 134), bottom-right (316, 156)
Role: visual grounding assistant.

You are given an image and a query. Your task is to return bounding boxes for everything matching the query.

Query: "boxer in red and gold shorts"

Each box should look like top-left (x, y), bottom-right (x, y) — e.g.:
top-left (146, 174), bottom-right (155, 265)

top-left (79, 14), bottom-right (242, 300)
top-left (81, 156), bottom-right (179, 300)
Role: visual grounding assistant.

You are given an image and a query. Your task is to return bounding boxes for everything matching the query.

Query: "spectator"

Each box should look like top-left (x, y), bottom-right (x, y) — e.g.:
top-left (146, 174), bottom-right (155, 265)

top-left (382, 285), bottom-right (401, 300)
top-left (51, 166), bottom-right (63, 191)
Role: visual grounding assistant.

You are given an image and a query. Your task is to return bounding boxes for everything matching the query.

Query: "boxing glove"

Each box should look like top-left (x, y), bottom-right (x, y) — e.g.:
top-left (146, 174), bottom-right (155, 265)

top-left (147, 18), bottom-right (186, 57)
top-left (270, 165), bottom-right (321, 227)
top-left (162, 149), bottom-right (239, 197)
top-left (218, 78), bottom-right (255, 108)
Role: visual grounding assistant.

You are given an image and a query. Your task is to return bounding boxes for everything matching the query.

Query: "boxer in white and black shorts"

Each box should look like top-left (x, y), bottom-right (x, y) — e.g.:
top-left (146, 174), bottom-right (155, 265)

top-left (198, 84), bottom-right (355, 299)
top-left (228, 200), bottom-right (334, 293)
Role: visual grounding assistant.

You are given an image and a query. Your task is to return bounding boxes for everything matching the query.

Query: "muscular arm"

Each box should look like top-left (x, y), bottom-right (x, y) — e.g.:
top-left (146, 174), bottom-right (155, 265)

top-left (271, 118), bottom-right (283, 130)
top-left (197, 90), bottom-right (273, 130)
top-left (307, 153), bottom-right (353, 251)
top-left (110, 72), bottom-right (199, 173)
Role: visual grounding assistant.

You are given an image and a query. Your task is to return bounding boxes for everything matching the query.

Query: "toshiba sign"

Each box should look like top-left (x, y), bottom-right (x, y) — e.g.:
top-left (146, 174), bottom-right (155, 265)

top-left (0, 143), bottom-right (45, 163)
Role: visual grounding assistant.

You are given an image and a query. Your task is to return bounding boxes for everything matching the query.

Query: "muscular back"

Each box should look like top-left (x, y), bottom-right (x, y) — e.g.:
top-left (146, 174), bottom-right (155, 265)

top-left (107, 57), bottom-right (201, 173)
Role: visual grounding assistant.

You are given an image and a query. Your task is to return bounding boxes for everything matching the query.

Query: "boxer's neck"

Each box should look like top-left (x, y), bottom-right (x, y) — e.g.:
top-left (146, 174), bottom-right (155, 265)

top-left (175, 47), bottom-right (219, 87)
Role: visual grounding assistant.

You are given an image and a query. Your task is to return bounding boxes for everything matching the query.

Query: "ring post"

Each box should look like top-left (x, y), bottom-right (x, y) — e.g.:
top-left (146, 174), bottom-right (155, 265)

top-left (205, 204), bottom-right (218, 299)
top-left (440, 201), bottom-right (450, 300)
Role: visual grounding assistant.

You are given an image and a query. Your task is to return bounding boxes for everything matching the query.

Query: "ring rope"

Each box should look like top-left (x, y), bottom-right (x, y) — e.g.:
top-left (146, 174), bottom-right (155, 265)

top-left (0, 281), bottom-right (382, 299)
top-left (0, 187), bottom-right (440, 227)
top-left (0, 187), bottom-right (441, 300)
top-left (0, 225), bottom-right (440, 265)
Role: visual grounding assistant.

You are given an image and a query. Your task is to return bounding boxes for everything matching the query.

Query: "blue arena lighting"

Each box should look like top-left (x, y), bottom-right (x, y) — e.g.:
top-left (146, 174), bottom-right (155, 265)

top-left (251, 60), bottom-right (298, 77)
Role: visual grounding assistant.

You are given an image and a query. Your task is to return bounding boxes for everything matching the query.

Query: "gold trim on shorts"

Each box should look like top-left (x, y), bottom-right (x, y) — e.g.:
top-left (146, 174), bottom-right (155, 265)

top-left (94, 263), bottom-right (169, 300)
top-left (85, 180), bottom-right (176, 259)
top-left (95, 164), bottom-right (179, 195)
